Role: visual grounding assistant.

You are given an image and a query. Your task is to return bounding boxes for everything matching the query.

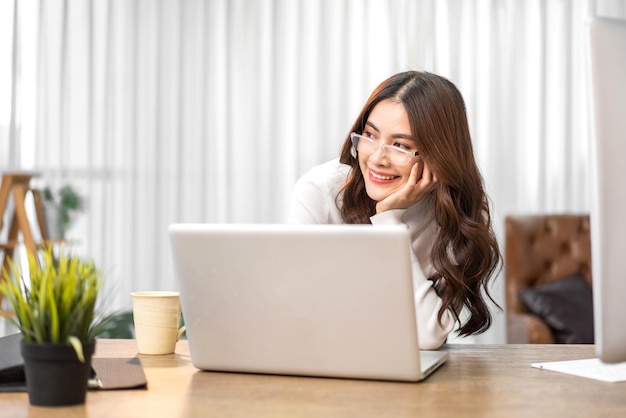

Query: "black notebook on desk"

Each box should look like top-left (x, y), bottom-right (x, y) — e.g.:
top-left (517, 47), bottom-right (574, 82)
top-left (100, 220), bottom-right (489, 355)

top-left (0, 333), bottom-right (148, 391)
top-left (0, 333), bottom-right (25, 391)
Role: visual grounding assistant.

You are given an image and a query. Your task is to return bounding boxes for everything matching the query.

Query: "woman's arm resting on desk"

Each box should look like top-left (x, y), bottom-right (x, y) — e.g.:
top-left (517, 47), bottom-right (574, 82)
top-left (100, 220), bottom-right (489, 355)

top-left (371, 209), bottom-right (455, 349)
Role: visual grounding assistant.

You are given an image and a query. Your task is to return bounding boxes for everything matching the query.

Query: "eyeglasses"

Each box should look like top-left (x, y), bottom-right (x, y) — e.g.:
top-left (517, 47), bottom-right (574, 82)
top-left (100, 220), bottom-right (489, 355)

top-left (350, 132), bottom-right (420, 165)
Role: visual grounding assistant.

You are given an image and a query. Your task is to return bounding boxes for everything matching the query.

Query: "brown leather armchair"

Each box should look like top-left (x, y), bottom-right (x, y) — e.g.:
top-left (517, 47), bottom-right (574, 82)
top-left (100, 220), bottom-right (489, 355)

top-left (505, 214), bottom-right (592, 343)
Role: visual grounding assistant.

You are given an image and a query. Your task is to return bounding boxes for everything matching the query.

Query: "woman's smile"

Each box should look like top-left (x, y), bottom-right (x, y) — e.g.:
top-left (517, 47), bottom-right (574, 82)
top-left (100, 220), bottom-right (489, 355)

top-left (368, 168), bottom-right (401, 183)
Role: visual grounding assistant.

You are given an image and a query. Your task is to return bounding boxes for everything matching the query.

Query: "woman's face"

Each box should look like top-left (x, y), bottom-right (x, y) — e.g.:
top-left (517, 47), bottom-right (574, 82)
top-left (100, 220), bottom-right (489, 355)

top-left (357, 99), bottom-right (419, 202)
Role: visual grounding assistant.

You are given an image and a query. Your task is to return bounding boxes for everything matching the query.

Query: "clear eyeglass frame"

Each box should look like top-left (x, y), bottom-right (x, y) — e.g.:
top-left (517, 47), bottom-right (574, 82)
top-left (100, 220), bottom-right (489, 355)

top-left (350, 132), bottom-right (420, 165)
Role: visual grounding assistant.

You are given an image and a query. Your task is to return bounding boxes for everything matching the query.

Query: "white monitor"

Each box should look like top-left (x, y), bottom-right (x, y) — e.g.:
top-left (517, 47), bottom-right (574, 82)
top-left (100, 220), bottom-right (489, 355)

top-left (586, 16), bottom-right (626, 363)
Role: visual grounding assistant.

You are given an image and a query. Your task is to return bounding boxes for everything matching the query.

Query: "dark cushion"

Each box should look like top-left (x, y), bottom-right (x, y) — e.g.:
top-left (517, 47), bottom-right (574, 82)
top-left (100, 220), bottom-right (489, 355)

top-left (518, 274), bottom-right (594, 344)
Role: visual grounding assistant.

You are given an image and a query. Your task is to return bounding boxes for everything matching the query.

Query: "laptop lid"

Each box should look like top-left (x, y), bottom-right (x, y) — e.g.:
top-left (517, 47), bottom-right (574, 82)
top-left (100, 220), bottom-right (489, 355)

top-left (168, 223), bottom-right (447, 382)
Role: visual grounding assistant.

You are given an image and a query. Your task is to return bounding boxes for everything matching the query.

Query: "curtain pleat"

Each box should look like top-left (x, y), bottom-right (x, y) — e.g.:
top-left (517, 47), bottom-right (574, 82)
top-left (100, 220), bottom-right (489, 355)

top-left (8, 0), bottom-right (20, 167)
top-left (2, 0), bottom-right (626, 342)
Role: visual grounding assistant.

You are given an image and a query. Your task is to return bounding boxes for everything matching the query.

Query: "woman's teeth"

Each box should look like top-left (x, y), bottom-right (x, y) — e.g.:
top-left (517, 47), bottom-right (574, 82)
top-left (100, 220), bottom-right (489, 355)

top-left (371, 172), bottom-right (396, 180)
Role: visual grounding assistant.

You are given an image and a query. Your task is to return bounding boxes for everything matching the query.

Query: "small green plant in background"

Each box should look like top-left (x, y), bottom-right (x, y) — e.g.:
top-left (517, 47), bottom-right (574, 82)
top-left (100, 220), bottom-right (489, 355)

top-left (42, 185), bottom-right (85, 232)
top-left (0, 247), bottom-right (113, 361)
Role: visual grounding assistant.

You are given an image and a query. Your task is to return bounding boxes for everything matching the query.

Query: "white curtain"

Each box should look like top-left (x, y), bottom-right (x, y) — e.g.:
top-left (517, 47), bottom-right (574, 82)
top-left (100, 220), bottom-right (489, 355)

top-left (2, 0), bottom-right (625, 342)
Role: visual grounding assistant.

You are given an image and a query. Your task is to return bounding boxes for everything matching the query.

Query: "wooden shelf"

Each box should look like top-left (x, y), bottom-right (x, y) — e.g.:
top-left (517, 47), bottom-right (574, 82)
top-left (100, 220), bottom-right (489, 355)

top-left (0, 241), bottom-right (20, 250)
top-left (0, 172), bottom-right (44, 306)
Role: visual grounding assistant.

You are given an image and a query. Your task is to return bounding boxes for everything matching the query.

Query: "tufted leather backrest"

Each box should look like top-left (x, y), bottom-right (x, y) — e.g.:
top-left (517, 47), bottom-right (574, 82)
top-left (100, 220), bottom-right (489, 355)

top-left (505, 214), bottom-right (592, 316)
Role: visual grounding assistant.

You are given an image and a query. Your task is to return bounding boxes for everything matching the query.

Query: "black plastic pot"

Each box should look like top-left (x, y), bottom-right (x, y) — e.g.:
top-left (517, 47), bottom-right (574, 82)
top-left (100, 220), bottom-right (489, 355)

top-left (20, 339), bottom-right (95, 406)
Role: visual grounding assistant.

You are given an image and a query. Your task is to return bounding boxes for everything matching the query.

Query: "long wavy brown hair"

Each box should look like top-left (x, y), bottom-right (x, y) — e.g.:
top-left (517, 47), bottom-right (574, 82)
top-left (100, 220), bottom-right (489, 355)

top-left (338, 71), bottom-right (501, 336)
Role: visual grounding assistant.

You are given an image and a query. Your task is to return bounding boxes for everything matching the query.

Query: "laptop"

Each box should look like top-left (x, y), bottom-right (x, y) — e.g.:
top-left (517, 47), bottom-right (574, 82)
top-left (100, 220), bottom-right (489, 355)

top-left (168, 223), bottom-right (448, 382)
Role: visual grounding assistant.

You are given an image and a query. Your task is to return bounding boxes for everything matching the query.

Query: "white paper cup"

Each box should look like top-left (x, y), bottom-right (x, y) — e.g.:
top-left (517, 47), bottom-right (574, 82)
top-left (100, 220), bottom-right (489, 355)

top-left (131, 291), bottom-right (186, 355)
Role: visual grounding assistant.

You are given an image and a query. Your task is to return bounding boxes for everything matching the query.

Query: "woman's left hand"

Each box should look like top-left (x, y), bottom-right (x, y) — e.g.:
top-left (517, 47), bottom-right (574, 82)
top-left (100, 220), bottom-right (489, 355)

top-left (375, 161), bottom-right (437, 213)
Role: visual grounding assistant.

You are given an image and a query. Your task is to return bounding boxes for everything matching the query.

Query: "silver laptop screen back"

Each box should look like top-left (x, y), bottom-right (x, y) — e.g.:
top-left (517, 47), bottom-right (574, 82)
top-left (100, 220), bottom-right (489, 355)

top-left (169, 224), bottom-right (424, 381)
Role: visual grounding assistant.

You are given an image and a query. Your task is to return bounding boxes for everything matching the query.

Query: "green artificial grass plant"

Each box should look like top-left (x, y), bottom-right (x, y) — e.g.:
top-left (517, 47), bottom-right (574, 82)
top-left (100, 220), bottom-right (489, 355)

top-left (0, 247), bottom-right (112, 361)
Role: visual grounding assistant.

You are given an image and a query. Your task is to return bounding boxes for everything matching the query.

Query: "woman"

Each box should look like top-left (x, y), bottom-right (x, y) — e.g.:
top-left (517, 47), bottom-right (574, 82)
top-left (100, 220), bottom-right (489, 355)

top-left (288, 71), bottom-right (501, 349)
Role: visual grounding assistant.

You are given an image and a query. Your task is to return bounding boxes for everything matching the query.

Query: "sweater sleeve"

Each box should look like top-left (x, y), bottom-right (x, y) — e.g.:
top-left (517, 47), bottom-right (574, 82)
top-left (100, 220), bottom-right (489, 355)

top-left (408, 250), bottom-right (456, 349)
top-left (288, 159), bottom-right (348, 225)
top-left (288, 176), bottom-right (328, 224)
top-left (371, 210), bottom-right (456, 349)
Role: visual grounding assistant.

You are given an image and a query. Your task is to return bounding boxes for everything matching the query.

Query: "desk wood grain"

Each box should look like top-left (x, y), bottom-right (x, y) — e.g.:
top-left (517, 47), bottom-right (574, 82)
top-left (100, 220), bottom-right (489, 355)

top-left (1, 340), bottom-right (624, 417)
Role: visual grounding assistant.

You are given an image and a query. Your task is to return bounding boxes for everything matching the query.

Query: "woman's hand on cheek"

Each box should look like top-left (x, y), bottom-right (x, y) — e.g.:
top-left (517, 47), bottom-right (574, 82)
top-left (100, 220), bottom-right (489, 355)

top-left (375, 160), bottom-right (437, 214)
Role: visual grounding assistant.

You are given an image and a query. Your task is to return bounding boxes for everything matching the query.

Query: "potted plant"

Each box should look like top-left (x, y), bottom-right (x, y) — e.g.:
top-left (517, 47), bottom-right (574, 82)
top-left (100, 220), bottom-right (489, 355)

top-left (42, 184), bottom-right (85, 240)
top-left (0, 246), bottom-right (111, 406)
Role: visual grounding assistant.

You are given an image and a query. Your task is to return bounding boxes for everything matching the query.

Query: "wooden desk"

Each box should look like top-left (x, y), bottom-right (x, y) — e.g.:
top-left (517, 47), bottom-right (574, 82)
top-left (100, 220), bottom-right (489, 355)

top-left (1, 340), bottom-right (624, 417)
